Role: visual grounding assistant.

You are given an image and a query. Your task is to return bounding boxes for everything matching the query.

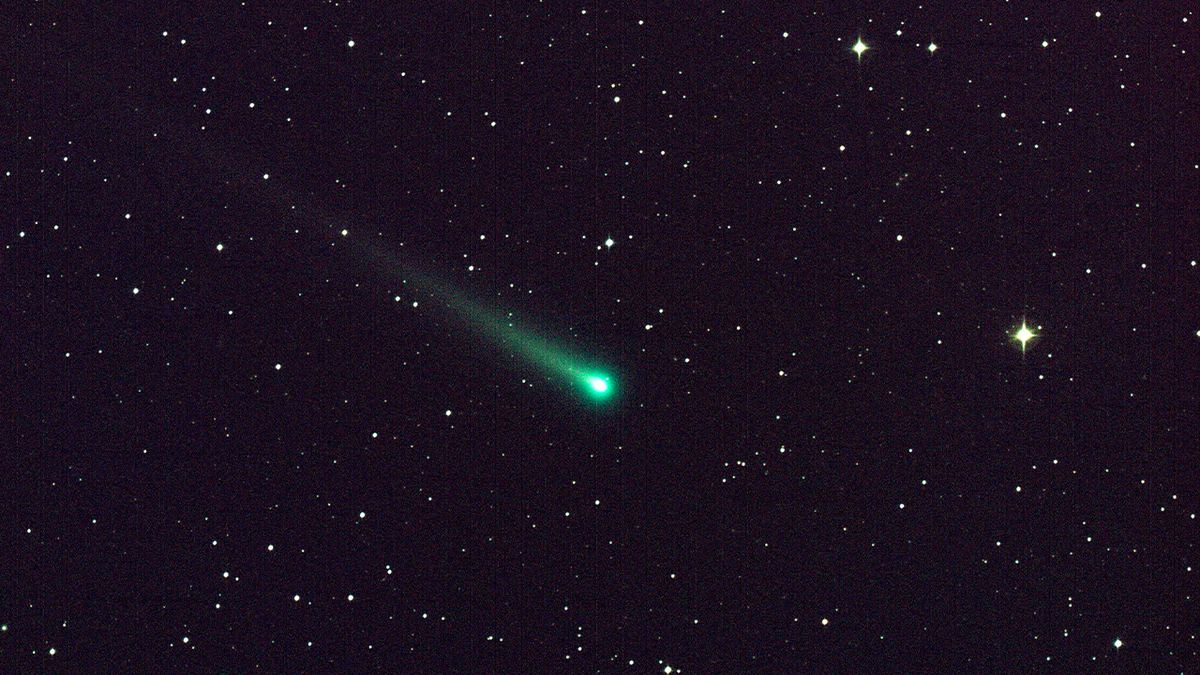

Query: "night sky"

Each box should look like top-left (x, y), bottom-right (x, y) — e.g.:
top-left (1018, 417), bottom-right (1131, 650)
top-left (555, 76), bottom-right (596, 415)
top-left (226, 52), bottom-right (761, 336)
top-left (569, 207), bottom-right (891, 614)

top-left (8, 1), bottom-right (1200, 672)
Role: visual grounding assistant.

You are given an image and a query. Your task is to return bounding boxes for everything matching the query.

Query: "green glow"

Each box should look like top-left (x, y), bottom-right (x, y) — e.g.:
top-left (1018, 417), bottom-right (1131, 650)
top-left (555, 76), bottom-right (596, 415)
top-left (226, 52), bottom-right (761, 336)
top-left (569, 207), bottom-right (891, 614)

top-left (345, 234), bottom-right (617, 401)
top-left (489, 317), bottom-right (616, 400)
top-left (588, 376), bottom-right (609, 394)
top-left (584, 374), bottom-right (614, 399)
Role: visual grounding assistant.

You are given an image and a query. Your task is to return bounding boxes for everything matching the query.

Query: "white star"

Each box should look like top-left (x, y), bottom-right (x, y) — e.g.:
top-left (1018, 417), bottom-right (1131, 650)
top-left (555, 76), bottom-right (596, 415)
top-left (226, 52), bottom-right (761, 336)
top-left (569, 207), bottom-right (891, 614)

top-left (1014, 319), bottom-right (1037, 354)
top-left (853, 37), bottom-right (869, 60)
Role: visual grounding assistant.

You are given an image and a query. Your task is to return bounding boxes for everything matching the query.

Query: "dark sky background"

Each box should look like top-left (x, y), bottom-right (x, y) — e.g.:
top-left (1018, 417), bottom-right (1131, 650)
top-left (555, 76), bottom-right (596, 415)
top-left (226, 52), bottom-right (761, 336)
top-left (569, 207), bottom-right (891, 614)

top-left (6, 1), bottom-right (1199, 672)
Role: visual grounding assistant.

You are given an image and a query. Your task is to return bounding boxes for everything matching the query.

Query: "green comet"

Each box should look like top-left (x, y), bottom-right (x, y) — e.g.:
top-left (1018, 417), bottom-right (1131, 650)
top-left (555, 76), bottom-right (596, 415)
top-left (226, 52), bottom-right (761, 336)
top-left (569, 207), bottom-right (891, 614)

top-left (478, 308), bottom-right (616, 401)
top-left (165, 120), bottom-right (616, 402)
top-left (467, 309), bottom-right (617, 401)
top-left (343, 233), bottom-right (617, 401)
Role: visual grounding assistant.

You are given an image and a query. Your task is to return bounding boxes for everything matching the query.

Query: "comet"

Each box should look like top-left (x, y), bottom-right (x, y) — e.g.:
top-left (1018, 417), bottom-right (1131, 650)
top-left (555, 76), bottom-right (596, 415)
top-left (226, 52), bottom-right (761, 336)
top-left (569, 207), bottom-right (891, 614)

top-left (340, 232), bottom-right (618, 401)
top-left (149, 110), bottom-right (619, 402)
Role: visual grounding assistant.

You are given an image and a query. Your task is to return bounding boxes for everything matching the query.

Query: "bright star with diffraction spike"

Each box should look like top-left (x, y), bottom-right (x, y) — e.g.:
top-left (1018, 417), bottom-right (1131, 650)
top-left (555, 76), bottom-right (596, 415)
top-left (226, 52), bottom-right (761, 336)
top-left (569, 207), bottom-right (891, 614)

top-left (853, 37), bottom-right (869, 60)
top-left (1013, 319), bottom-right (1038, 355)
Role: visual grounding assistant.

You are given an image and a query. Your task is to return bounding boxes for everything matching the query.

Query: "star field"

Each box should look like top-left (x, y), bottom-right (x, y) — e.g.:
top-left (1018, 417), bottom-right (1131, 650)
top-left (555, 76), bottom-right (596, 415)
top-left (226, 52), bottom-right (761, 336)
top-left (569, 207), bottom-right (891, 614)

top-left (6, 2), bottom-right (1199, 672)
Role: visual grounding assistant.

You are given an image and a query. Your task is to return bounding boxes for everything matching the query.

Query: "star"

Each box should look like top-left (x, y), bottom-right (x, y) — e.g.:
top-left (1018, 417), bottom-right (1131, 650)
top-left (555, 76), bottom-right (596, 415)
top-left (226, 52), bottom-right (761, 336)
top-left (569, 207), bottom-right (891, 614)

top-left (1013, 319), bottom-right (1037, 354)
top-left (853, 37), bottom-right (869, 60)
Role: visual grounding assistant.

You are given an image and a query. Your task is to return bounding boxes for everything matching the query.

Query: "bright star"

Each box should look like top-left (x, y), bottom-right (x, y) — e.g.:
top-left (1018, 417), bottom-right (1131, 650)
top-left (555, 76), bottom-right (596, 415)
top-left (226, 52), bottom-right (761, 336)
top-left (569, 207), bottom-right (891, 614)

top-left (853, 37), bottom-right (869, 60)
top-left (1013, 319), bottom-right (1037, 354)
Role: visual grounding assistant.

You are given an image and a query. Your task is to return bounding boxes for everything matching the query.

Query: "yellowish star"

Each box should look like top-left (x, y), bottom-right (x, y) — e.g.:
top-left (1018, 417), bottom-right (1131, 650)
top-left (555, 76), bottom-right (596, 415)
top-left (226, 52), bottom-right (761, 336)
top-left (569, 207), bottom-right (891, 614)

top-left (1014, 320), bottom-right (1037, 354)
